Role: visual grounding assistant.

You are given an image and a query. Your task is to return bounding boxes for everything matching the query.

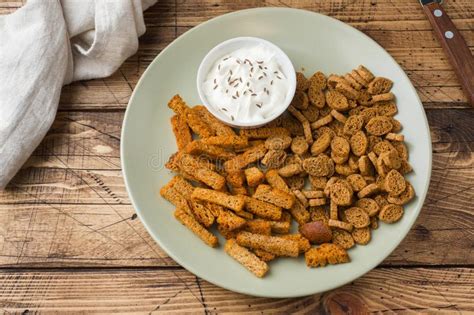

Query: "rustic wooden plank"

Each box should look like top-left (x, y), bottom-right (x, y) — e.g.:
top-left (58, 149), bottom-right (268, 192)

top-left (0, 204), bottom-right (174, 267)
top-left (27, 111), bottom-right (122, 170)
top-left (0, 268), bottom-right (471, 313)
top-left (175, 0), bottom-right (474, 25)
top-left (0, 1), bottom-right (25, 14)
top-left (0, 169), bottom-right (127, 204)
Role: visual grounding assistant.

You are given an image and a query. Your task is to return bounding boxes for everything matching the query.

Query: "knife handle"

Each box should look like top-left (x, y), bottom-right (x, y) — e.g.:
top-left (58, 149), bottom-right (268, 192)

top-left (423, 2), bottom-right (474, 106)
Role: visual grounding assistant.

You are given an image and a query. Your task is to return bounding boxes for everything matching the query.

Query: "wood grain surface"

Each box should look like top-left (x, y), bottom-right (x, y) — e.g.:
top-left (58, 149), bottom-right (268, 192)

top-left (0, 0), bottom-right (473, 313)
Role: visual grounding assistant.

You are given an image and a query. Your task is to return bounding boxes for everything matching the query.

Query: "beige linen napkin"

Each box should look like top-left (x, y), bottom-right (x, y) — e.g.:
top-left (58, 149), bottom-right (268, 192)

top-left (0, 0), bottom-right (157, 189)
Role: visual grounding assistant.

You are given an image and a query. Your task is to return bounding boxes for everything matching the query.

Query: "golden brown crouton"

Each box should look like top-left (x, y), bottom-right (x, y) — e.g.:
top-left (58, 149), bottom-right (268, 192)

top-left (269, 211), bottom-right (292, 234)
top-left (253, 249), bottom-right (276, 262)
top-left (240, 127), bottom-right (291, 139)
top-left (224, 144), bottom-right (268, 172)
top-left (288, 106), bottom-right (313, 144)
top-left (332, 229), bottom-right (355, 249)
top-left (265, 169), bottom-right (291, 193)
top-left (184, 141), bottom-right (236, 160)
top-left (328, 219), bottom-right (354, 232)
top-left (236, 231), bottom-right (299, 257)
top-left (192, 188), bottom-right (245, 212)
top-left (244, 167), bottom-right (265, 187)
top-left (190, 200), bottom-right (215, 228)
top-left (296, 72), bottom-right (310, 92)
top-left (309, 198), bottom-right (326, 207)
top-left (289, 199), bottom-right (310, 226)
top-left (243, 196), bottom-right (282, 221)
top-left (168, 94), bottom-right (189, 115)
top-left (224, 239), bottom-right (269, 277)
top-left (387, 182), bottom-right (415, 205)
top-left (201, 135), bottom-right (248, 148)
top-left (177, 154), bottom-right (225, 190)
top-left (165, 176), bottom-right (195, 199)
top-left (344, 207), bottom-right (370, 228)
top-left (174, 207), bottom-right (218, 247)
top-left (305, 243), bottom-right (350, 267)
top-left (171, 115), bottom-right (192, 150)
top-left (160, 180), bottom-right (192, 213)
top-left (264, 135), bottom-right (292, 150)
top-left (193, 105), bottom-right (236, 136)
top-left (253, 184), bottom-right (295, 209)
top-left (293, 190), bottom-right (309, 208)
top-left (278, 163), bottom-right (304, 178)
top-left (368, 77), bottom-right (393, 95)
top-left (261, 149), bottom-right (287, 169)
top-left (352, 227), bottom-right (371, 245)
top-left (185, 107), bottom-right (215, 138)
top-left (378, 204), bottom-right (404, 223)
top-left (244, 219), bottom-right (272, 235)
top-left (217, 209), bottom-right (247, 231)
top-left (280, 234), bottom-right (311, 253)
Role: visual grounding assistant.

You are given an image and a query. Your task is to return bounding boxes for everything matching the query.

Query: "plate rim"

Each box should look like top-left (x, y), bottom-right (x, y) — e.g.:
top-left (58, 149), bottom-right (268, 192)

top-left (121, 7), bottom-right (433, 298)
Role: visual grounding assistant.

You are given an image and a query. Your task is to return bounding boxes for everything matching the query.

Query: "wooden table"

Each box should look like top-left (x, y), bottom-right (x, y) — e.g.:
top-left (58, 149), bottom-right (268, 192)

top-left (1, 0), bottom-right (473, 313)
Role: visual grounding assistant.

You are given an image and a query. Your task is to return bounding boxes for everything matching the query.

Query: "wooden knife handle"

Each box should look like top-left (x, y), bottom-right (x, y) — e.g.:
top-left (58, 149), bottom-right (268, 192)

top-left (423, 2), bottom-right (474, 106)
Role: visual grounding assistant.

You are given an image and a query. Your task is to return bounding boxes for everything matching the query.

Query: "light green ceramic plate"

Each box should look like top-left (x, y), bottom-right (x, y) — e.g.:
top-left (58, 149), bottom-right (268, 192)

top-left (121, 8), bottom-right (432, 298)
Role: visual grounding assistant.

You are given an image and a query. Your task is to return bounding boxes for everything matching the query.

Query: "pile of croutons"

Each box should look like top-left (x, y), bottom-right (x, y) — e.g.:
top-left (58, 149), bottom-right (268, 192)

top-left (160, 65), bottom-right (415, 277)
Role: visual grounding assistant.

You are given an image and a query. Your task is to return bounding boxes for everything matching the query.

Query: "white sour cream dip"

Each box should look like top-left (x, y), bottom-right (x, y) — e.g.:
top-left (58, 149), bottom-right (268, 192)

top-left (202, 43), bottom-right (291, 123)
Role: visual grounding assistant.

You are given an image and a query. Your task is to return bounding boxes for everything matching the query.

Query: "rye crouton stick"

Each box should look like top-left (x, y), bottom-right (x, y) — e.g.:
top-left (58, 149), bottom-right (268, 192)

top-left (253, 249), bottom-right (276, 262)
top-left (160, 181), bottom-right (192, 214)
top-left (224, 239), bottom-right (269, 278)
top-left (200, 135), bottom-right (248, 148)
top-left (236, 231), bottom-right (299, 257)
top-left (174, 207), bottom-right (218, 247)
top-left (184, 141), bottom-right (236, 160)
top-left (168, 176), bottom-right (194, 200)
top-left (192, 188), bottom-right (245, 212)
top-left (171, 114), bottom-right (192, 150)
top-left (190, 200), bottom-right (215, 228)
top-left (168, 94), bottom-right (189, 115)
top-left (224, 144), bottom-right (268, 172)
top-left (268, 211), bottom-right (292, 234)
top-left (243, 196), bottom-right (282, 221)
top-left (253, 184), bottom-right (295, 209)
top-left (217, 209), bottom-right (247, 231)
top-left (193, 105), bottom-right (236, 136)
top-left (185, 107), bottom-right (215, 138)
top-left (265, 169), bottom-right (291, 193)
top-left (244, 219), bottom-right (272, 235)
top-left (177, 154), bottom-right (225, 190)
top-left (280, 234), bottom-right (311, 254)
top-left (240, 127), bottom-right (290, 139)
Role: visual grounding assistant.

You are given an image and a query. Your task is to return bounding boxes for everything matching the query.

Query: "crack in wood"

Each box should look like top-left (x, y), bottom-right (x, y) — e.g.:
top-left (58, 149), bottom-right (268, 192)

top-left (63, 117), bottom-right (121, 142)
top-left (196, 276), bottom-right (209, 315)
top-left (149, 288), bottom-right (185, 314)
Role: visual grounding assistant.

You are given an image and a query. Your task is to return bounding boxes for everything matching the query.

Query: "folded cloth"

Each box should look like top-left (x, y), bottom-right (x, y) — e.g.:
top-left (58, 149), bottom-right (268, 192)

top-left (0, 0), bottom-right (157, 189)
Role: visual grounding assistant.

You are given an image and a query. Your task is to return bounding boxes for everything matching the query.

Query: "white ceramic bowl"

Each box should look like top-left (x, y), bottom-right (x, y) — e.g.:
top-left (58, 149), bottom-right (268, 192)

top-left (196, 36), bottom-right (296, 128)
